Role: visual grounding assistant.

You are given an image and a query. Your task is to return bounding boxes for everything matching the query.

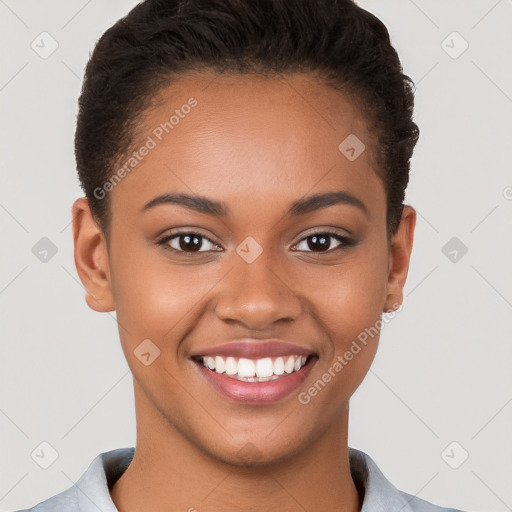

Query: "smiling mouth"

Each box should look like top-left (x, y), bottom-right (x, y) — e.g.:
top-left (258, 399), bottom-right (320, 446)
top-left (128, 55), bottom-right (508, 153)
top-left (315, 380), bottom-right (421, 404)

top-left (193, 354), bottom-right (314, 382)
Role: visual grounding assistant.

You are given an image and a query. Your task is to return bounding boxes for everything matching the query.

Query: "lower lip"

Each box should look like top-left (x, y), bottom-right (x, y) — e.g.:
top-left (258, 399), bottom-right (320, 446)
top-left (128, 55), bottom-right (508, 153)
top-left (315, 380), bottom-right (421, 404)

top-left (193, 358), bottom-right (316, 404)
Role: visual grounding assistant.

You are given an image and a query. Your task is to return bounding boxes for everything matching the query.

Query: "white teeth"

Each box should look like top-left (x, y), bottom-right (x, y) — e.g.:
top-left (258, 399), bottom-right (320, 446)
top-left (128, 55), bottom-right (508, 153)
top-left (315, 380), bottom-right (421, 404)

top-left (225, 357), bottom-right (238, 375)
top-left (284, 356), bottom-right (295, 374)
top-left (215, 355), bottom-right (225, 374)
top-left (274, 357), bottom-right (285, 375)
top-left (199, 354), bottom-right (310, 380)
top-left (237, 358), bottom-right (256, 377)
top-left (256, 357), bottom-right (273, 378)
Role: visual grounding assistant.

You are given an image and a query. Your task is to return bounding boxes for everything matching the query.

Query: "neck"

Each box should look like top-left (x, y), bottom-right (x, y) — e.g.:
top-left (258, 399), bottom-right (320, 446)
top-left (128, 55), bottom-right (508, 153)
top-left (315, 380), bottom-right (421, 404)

top-left (110, 382), bottom-right (361, 512)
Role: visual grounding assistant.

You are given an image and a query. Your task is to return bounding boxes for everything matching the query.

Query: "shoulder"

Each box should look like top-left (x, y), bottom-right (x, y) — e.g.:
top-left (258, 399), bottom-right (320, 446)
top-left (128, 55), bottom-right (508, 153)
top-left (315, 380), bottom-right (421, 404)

top-left (9, 447), bottom-right (135, 512)
top-left (9, 485), bottom-right (79, 511)
top-left (398, 489), bottom-right (467, 512)
top-left (349, 447), bottom-right (468, 512)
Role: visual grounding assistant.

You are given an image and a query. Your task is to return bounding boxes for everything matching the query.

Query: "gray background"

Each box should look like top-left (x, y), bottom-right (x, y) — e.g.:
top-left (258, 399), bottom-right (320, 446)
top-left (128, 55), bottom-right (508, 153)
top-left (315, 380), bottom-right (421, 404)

top-left (1, 1), bottom-right (511, 511)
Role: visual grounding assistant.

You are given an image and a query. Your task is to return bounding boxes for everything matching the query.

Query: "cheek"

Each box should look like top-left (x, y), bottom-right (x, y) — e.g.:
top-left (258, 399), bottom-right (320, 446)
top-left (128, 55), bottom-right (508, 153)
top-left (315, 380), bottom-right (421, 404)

top-left (299, 244), bottom-right (388, 397)
top-left (109, 242), bottom-right (221, 358)
top-left (327, 267), bottom-right (387, 349)
top-left (303, 247), bottom-right (388, 346)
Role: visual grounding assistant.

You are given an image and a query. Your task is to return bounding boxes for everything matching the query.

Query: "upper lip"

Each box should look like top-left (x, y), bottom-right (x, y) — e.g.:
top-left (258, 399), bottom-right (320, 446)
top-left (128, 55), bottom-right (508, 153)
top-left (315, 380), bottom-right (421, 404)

top-left (190, 340), bottom-right (315, 359)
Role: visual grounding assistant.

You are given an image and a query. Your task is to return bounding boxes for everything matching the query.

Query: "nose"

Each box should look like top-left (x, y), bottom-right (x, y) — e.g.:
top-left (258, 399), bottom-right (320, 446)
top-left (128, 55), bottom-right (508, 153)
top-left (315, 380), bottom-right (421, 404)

top-left (214, 252), bottom-right (302, 330)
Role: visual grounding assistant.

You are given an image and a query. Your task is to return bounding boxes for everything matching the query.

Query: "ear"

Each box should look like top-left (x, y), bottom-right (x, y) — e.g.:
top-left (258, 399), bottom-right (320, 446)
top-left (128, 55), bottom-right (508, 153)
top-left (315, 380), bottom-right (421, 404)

top-left (71, 198), bottom-right (115, 312)
top-left (384, 205), bottom-right (416, 312)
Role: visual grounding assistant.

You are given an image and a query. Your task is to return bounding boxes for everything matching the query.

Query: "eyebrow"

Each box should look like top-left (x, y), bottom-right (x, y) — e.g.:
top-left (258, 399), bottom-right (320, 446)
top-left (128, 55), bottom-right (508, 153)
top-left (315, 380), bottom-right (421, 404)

top-left (141, 190), bottom-right (368, 217)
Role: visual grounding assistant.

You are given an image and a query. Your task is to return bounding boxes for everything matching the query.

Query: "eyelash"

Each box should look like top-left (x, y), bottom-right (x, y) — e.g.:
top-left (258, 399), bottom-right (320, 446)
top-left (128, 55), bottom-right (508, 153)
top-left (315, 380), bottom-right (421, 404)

top-left (155, 229), bottom-right (355, 256)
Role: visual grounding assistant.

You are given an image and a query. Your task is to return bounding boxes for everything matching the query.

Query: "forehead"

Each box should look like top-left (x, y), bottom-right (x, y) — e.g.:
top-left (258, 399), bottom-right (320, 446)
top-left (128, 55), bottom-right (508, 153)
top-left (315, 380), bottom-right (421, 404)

top-left (144, 71), bottom-right (373, 163)
top-left (110, 72), bottom-right (384, 221)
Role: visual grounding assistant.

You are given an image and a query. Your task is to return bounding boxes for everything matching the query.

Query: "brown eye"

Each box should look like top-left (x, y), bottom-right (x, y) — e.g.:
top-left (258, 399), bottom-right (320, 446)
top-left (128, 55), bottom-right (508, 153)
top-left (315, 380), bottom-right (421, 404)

top-left (157, 231), bottom-right (222, 253)
top-left (293, 231), bottom-right (353, 253)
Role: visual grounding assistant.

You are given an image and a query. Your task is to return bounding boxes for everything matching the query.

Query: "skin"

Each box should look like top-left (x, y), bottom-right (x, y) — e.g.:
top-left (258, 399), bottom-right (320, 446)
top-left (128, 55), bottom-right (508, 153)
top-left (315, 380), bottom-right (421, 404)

top-left (72, 72), bottom-right (415, 512)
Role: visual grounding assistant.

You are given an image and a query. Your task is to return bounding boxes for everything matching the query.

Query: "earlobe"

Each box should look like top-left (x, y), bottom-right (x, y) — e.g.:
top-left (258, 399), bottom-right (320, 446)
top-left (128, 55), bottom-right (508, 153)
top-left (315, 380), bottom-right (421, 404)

top-left (71, 198), bottom-right (115, 313)
top-left (384, 205), bottom-right (416, 313)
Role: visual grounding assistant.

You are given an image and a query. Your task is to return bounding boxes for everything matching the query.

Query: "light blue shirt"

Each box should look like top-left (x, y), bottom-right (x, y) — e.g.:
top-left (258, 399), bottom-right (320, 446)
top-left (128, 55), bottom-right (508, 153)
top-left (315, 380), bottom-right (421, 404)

top-left (13, 447), bottom-right (465, 511)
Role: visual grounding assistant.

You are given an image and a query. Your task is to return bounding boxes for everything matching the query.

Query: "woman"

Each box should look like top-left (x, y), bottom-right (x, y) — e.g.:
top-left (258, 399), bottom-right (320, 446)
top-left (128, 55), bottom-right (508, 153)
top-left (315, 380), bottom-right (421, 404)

top-left (16, 0), bottom-right (467, 510)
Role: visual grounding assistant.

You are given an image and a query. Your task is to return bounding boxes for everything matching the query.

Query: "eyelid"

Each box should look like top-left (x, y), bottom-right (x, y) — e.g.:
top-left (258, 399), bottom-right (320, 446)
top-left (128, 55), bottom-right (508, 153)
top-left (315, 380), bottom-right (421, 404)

top-left (156, 227), bottom-right (354, 255)
top-left (291, 228), bottom-right (352, 252)
top-left (156, 229), bottom-right (223, 253)
top-left (293, 226), bottom-right (350, 241)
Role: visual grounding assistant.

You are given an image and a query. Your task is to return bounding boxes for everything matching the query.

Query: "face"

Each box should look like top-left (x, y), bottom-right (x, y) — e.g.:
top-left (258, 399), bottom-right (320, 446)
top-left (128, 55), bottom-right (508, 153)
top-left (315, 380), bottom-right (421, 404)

top-left (73, 72), bottom-right (415, 466)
